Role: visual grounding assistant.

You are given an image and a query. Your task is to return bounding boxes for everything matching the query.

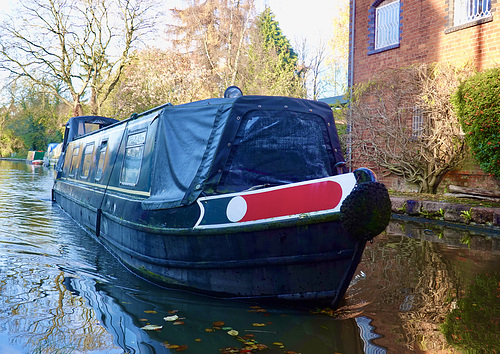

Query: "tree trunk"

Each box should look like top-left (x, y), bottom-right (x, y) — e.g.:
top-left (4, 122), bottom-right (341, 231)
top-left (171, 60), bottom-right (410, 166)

top-left (73, 99), bottom-right (83, 117)
top-left (90, 86), bottom-right (99, 116)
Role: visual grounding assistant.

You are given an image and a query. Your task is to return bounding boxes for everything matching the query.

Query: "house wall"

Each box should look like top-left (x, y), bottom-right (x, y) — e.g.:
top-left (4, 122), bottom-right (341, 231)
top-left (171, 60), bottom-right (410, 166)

top-left (349, 0), bottom-right (500, 192)
top-left (351, 0), bottom-right (500, 84)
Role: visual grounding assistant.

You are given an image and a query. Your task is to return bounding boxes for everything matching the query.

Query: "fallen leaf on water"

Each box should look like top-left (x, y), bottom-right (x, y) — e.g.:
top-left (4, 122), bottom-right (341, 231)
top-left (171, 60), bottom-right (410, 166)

top-left (139, 319), bottom-right (148, 322)
top-left (168, 309), bottom-right (179, 314)
top-left (144, 310), bottom-right (157, 314)
top-left (252, 323), bottom-right (266, 327)
top-left (273, 342), bottom-right (284, 346)
top-left (222, 326), bottom-right (233, 331)
top-left (141, 324), bottom-right (162, 331)
top-left (195, 338), bottom-right (202, 342)
top-left (164, 344), bottom-right (188, 352)
top-left (205, 328), bottom-right (214, 332)
top-left (227, 329), bottom-right (239, 336)
top-left (220, 347), bottom-right (240, 354)
top-left (248, 306), bottom-right (267, 313)
top-left (213, 320), bottom-right (225, 327)
top-left (173, 321), bottom-right (185, 325)
top-left (164, 315), bottom-right (179, 322)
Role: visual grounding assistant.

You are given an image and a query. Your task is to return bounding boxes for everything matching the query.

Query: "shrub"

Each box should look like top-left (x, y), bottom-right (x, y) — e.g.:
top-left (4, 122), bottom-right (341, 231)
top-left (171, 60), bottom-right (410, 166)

top-left (349, 63), bottom-right (471, 193)
top-left (453, 67), bottom-right (500, 178)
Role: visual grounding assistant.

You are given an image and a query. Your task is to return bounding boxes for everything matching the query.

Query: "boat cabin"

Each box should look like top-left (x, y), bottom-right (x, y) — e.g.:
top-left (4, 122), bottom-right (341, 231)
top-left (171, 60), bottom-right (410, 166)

top-left (56, 96), bottom-right (347, 209)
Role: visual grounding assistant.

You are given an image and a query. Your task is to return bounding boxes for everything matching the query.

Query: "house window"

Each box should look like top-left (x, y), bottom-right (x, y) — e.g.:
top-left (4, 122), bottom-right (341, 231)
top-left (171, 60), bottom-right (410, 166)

top-left (95, 139), bottom-right (108, 182)
top-left (454, 0), bottom-right (491, 26)
top-left (368, 0), bottom-right (401, 54)
top-left (81, 143), bottom-right (94, 179)
top-left (120, 130), bottom-right (147, 186)
top-left (69, 146), bottom-right (80, 177)
top-left (375, 0), bottom-right (401, 50)
top-left (412, 107), bottom-right (424, 138)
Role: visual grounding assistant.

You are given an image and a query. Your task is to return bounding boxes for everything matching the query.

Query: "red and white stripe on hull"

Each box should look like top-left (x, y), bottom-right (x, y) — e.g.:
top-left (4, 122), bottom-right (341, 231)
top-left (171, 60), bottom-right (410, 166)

top-left (195, 173), bottom-right (357, 229)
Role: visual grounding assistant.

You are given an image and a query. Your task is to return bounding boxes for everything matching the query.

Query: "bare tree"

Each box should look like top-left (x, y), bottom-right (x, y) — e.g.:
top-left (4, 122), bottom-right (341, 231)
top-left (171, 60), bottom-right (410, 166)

top-left (307, 40), bottom-right (328, 100)
top-left (0, 0), bottom-right (153, 117)
top-left (326, 0), bottom-right (349, 96)
top-left (169, 0), bottom-right (254, 96)
top-left (110, 48), bottom-right (213, 118)
top-left (295, 38), bottom-right (330, 100)
top-left (349, 63), bottom-right (473, 193)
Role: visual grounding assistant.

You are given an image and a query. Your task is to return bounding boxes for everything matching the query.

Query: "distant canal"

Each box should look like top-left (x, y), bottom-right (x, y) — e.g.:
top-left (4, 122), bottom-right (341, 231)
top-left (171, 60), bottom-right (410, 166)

top-left (0, 160), bottom-right (498, 354)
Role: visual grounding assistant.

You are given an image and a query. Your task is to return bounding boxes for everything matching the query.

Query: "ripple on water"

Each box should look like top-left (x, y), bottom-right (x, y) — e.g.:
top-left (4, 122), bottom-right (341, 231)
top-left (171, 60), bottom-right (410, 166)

top-left (1, 161), bottom-right (499, 354)
top-left (0, 162), bottom-right (122, 353)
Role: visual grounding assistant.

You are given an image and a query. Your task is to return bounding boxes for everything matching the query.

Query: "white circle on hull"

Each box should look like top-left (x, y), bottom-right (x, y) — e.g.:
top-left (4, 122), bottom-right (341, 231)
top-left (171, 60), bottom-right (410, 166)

top-left (226, 196), bottom-right (247, 222)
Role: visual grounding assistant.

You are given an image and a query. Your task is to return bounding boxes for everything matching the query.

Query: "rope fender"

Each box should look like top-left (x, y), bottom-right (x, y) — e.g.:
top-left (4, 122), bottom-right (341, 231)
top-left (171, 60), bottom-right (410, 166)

top-left (340, 181), bottom-right (392, 240)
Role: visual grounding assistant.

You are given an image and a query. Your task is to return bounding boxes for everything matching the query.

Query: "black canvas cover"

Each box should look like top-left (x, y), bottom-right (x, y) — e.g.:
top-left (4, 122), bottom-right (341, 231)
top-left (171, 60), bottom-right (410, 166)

top-left (143, 96), bottom-right (345, 210)
top-left (143, 99), bottom-right (234, 210)
top-left (216, 110), bottom-right (334, 193)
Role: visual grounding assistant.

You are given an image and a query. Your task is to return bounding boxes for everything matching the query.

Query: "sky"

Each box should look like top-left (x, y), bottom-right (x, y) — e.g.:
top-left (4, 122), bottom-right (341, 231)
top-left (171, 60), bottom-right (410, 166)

top-left (256, 0), bottom-right (342, 49)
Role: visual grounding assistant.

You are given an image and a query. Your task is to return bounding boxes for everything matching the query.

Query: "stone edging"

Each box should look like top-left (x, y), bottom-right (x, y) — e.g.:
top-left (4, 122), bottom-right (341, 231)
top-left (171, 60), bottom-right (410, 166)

top-left (390, 196), bottom-right (500, 228)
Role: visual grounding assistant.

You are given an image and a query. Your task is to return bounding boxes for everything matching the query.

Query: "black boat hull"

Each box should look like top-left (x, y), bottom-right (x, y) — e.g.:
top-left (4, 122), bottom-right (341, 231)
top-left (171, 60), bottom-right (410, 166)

top-left (53, 184), bottom-right (366, 306)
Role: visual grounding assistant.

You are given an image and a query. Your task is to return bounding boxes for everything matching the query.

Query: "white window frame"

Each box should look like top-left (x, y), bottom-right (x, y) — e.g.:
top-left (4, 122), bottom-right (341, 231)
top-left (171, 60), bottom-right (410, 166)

top-left (120, 130), bottom-right (147, 186)
top-left (375, 0), bottom-right (400, 50)
top-left (95, 139), bottom-right (108, 182)
top-left (69, 146), bottom-right (80, 177)
top-left (80, 142), bottom-right (95, 179)
top-left (454, 0), bottom-right (491, 26)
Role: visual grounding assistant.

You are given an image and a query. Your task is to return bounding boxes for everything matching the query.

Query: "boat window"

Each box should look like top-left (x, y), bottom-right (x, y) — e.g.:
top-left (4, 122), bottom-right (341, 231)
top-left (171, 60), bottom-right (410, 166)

top-left (95, 139), bottom-right (108, 182)
top-left (80, 143), bottom-right (95, 179)
top-left (120, 130), bottom-right (147, 186)
top-left (68, 146), bottom-right (80, 177)
top-left (84, 123), bottom-right (101, 134)
top-left (217, 111), bottom-right (334, 193)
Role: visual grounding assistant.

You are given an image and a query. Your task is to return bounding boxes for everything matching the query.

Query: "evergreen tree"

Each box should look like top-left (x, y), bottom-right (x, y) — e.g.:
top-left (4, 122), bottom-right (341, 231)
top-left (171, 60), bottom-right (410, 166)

top-left (243, 7), bottom-right (305, 97)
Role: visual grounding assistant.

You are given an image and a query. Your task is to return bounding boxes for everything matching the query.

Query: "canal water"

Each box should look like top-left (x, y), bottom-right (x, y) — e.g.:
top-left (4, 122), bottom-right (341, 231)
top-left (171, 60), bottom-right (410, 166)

top-left (0, 160), bottom-right (498, 354)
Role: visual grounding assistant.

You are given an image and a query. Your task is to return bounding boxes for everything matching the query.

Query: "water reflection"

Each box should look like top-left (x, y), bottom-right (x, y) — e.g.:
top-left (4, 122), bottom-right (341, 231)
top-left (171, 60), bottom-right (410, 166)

top-left (0, 161), bottom-right (366, 353)
top-left (441, 272), bottom-right (499, 352)
top-left (0, 161), bottom-right (121, 353)
top-left (0, 160), bottom-right (498, 353)
top-left (344, 218), bottom-right (500, 353)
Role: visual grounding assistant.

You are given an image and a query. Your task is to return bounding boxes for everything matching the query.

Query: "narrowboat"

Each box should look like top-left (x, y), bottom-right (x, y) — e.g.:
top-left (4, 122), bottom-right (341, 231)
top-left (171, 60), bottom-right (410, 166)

top-left (52, 88), bottom-right (391, 307)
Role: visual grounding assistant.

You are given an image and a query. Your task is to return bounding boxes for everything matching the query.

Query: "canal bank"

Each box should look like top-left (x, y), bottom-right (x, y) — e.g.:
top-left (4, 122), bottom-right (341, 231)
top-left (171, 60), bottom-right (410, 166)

top-left (390, 194), bottom-right (500, 236)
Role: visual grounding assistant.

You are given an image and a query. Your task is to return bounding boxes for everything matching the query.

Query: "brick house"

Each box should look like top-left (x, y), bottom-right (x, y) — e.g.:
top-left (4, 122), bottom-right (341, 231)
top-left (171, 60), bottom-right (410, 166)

top-left (348, 0), bottom-right (500, 192)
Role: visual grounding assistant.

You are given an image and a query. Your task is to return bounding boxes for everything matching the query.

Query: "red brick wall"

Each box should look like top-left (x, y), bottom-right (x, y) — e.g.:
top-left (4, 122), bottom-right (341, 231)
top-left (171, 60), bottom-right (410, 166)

top-left (441, 158), bottom-right (500, 192)
top-left (352, 0), bottom-right (500, 84)
top-left (349, 0), bottom-right (500, 192)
